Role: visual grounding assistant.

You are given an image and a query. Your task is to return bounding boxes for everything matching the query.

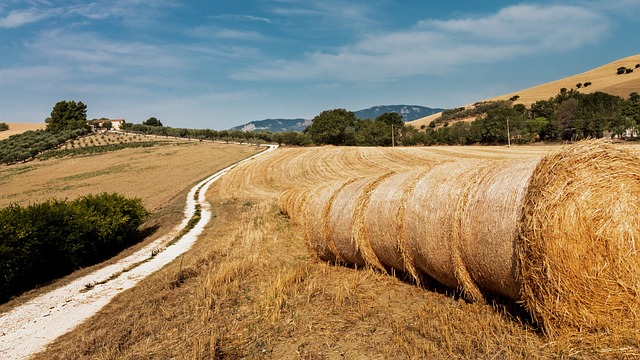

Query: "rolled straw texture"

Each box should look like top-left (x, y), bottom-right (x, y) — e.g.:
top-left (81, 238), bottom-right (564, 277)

top-left (279, 187), bottom-right (311, 226)
top-left (299, 181), bottom-right (344, 262)
top-left (518, 140), bottom-right (640, 335)
top-left (281, 140), bottom-right (640, 334)
top-left (403, 159), bottom-right (537, 301)
top-left (363, 169), bottom-right (428, 276)
top-left (325, 177), bottom-right (370, 266)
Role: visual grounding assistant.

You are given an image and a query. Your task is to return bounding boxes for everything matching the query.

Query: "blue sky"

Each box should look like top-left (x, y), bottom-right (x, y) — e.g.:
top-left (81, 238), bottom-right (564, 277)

top-left (1, 0), bottom-right (638, 129)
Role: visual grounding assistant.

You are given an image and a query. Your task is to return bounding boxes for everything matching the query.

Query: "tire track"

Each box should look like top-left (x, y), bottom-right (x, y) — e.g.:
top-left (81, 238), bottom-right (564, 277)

top-left (0, 144), bottom-right (278, 360)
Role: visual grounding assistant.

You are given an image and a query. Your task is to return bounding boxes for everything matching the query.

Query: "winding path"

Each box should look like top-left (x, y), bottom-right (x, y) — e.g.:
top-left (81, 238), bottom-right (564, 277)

top-left (0, 144), bottom-right (278, 359)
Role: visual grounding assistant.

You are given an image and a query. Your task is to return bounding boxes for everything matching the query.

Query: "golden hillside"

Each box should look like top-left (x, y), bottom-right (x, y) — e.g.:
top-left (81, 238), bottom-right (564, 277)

top-left (0, 122), bottom-right (46, 140)
top-left (409, 54), bottom-right (640, 128)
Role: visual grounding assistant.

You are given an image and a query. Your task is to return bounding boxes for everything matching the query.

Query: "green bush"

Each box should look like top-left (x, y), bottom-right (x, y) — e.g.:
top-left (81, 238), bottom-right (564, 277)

top-left (0, 123), bottom-right (8, 131)
top-left (0, 193), bottom-right (148, 302)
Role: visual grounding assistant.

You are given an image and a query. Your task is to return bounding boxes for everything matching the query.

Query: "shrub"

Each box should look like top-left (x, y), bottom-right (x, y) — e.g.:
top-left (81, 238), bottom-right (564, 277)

top-left (0, 122), bottom-right (8, 131)
top-left (0, 193), bottom-right (148, 302)
top-left (617, 67), bottom-right (628, 75)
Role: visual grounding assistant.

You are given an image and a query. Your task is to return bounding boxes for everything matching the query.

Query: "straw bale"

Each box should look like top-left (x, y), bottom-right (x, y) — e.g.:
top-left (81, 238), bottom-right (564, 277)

top-left (363, 169), bottom-right (428, 278)
top-left (457, 159), bottom-right (537, 300)
top-left (324, 178), bottom-right (370, 266)
top-left (283, 140), bottom-right (640, 335)
top-left (518, 140), bottom-right (640, 335)
top-left (352, 172), bottom-right (397, 271)
top-left (404, 163), bottom-right (468, 291)
top-left (300, 181), bottom-right (345, 262)
top-left (279, 187), bottom-right (311, 225)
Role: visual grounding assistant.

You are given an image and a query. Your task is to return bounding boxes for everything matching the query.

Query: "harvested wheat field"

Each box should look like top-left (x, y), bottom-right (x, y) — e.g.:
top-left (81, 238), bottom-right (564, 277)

top-left (0, 122), bottom-right (46, 140)
top-left (28, 142), bottom-right (640, 359)
top-left (281, 140), bottom-right (640, 345)
top-left (0, 140), bottom-right (261, 312)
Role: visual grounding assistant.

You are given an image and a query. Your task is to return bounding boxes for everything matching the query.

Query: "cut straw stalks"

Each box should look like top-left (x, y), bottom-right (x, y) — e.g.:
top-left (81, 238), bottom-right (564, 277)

top-left (279, 140), bottom-right (640, 336)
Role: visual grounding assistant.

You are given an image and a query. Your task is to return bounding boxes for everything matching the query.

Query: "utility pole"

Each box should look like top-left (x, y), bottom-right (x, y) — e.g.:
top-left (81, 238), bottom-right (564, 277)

top-left (506, 118), bottom-right (511, 147)
top-left (391, 124), bottom-right (395, 147)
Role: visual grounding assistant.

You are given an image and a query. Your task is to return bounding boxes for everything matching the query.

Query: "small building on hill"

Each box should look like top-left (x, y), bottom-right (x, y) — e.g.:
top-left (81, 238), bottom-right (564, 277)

top-left (90, 118), bottom-right (126, 131)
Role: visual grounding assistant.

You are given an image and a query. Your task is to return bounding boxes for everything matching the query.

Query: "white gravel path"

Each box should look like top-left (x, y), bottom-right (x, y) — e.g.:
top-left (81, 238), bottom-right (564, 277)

top-left (0, 144), bottom-right (277, 359)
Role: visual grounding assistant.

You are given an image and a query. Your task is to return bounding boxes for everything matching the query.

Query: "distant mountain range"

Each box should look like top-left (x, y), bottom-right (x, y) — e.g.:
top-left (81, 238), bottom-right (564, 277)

top-left (230, 105), bottom-right (443, 132)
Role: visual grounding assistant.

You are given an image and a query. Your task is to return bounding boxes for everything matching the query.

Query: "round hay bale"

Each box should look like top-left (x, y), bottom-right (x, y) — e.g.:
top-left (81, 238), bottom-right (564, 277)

top-left (325, 177), bottom-right (370, 266)
top-left (279, 187), bottom-right (312, 226)
top-left (403, 158), bottom-right (537, 302)
top-left (352, 172), bottom-right (397, 271)
top-left (457, 158), bottom-right (538, 300)
top-left (301, 181), bottom-right (344, 262)
top-left (404, 162), bottom-right (474, 294)
top-left (518, 140), bottom-right (640, 335)
top-left (363, 169), bottom-right (428, 278)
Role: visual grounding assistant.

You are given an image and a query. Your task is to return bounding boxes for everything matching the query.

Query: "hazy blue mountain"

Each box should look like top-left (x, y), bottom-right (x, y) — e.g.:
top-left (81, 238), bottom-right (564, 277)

top-left (353, 105), bottom-right (443, 122)
top-left (230, 118), bottom-right (312, 132)
top-left (230, 105), bottom-right (443, 132)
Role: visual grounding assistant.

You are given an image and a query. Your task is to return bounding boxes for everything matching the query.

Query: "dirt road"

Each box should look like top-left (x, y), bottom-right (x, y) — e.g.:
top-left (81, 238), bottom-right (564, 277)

top-left (0, 144), bottom-right (278, 359)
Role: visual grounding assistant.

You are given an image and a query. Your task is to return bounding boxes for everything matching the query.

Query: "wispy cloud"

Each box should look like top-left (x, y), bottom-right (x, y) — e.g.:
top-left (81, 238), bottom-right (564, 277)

top-left (29, 29), bottom-right (184, 70)
top-left (0, 7), bottom-right (57, 28)
top-left (210, 14), bottom-right (272, 24)
top-left (190, 26), bottom-right (267, 41)
top-left (0, 65), bottom-right (65, 83)
top-left (231, 3), bottom-right (609, 82)
top-left (0, 1), bottom-right (176, 28)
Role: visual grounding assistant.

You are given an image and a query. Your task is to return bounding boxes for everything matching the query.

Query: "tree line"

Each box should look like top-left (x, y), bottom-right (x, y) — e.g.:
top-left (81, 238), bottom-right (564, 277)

top-left (425, 90), bottom-right (640, 145)
top-left (5, 92), bottom-right (639, 166)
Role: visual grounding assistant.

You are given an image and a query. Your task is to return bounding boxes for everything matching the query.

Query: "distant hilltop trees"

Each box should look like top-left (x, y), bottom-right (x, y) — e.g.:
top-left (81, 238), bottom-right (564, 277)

top-left (617, 64), bottom-right (639, 75)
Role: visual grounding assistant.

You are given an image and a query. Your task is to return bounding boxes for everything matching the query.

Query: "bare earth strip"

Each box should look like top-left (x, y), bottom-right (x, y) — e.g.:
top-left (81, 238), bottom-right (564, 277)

top-left (0, 144), bottom-right (277, 359)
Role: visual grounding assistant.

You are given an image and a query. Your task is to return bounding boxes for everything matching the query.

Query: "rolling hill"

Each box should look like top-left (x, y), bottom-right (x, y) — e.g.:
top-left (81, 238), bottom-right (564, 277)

top-left (408, 54), bottom-right (640, 128)
top-left (0, 122), bottom-right (46, 140)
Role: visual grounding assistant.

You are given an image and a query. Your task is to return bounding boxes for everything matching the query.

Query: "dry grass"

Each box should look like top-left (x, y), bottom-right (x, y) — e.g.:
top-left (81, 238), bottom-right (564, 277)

top-left (0, 138), bottom-right (258, 212)
top-left (0, 140), bottom-right (260, 313)
top-left (0, 122), bottom-right (46, 140)
top-left (22, 143), bottom-right (640, 359)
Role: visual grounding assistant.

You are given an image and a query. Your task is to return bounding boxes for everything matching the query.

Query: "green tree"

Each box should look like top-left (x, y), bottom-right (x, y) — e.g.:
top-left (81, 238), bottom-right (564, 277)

top-left (142, 117), bottom-right (163, 126)
top-left (526, 117), bottom-right (551, 140)
top-left (577, 91), bottom-right (624, 138)
top-left (46, 100), bottom-right (88, 132)
top-left (304, 108), bottom-right (356, 145)
top-left (0, 122), bottom-right (8, 131)
top-left (354, 119), bottom-right (390, 146)
top-left (375, 112), bottom-right (404, 126)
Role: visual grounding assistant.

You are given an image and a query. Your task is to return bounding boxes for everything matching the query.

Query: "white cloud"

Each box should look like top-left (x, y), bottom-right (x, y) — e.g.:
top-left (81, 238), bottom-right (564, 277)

top-left (190, 26), bottom-right (267, 41)
top-left (232, 3), bottom-right (609, 82)
top-left (0, 65), bottom-right (66, 83)
top-left (29, 30), bottom-right (184, 69)
top-left (0, 8), bottom-right (56, 28)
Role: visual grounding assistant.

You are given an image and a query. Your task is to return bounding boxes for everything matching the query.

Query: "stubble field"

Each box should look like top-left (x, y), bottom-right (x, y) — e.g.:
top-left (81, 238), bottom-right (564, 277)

top-left (4, 142), bottom-right (639, 358)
